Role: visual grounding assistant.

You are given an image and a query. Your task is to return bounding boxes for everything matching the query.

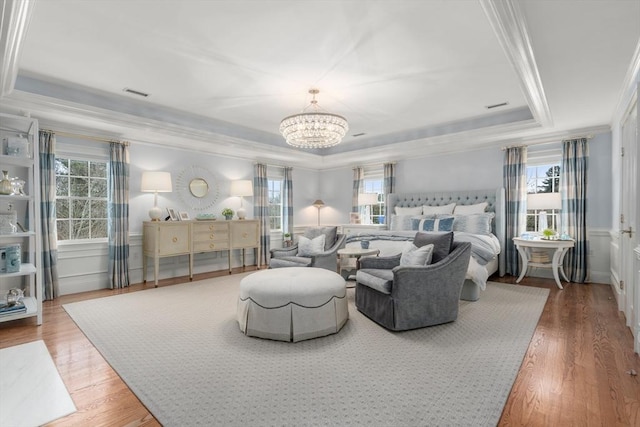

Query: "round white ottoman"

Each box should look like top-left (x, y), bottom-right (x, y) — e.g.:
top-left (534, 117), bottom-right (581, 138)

top-left (237, 267), bottom-right (348, 342)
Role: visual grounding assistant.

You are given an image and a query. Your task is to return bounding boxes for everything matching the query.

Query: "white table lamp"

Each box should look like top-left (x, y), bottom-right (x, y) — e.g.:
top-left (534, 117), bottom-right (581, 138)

top-left (141, 171), bottom-right (172, 221)
top-left (358, 193), bottom-right (379, 225)
top-left (231, 180), bottom-right (253, 220)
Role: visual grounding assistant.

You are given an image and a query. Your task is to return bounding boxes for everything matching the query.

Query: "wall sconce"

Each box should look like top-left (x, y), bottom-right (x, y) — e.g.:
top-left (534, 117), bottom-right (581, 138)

top-left (141, 171), bottom-right (173, 221)
top-left (312, 199), bottom-right (325, 226)
top-left (230, 179), bottom-right (254, 220)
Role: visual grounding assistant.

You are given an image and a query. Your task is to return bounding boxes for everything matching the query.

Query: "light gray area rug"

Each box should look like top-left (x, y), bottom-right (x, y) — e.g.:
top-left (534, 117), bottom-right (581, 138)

top-left (64, 273), bottom-right (549, 427)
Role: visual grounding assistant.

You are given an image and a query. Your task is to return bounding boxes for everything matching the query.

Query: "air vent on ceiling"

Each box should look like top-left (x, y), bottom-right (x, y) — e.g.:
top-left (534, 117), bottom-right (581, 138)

top-left (352, 132), bottom-right (366, 137)
top-left (485, 102), bottom-right (508, 109)
top-left (123, 88), bottom-right (149, 97)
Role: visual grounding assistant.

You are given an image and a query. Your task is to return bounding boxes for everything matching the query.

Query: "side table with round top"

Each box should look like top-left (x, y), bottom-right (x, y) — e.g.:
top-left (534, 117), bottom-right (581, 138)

top-left (337, 247), bottom-right (380, 282)
top-left (237, 267), bottom-right (348, 342)
top-left (512, 236), bottom-right (575, 289)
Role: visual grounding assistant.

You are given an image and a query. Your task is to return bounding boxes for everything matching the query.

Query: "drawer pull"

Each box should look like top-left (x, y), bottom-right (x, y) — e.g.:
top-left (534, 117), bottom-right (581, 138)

top-left (172, 237), bottom-right (178, 243)
top-left (242, 232), bottom-right (248, 238)
top-left (210, 244), bottom-right (215, 249)
top-left (210, 234), bottom-right (215, 239)
top-left (209, 225), bottom-right (215, 230)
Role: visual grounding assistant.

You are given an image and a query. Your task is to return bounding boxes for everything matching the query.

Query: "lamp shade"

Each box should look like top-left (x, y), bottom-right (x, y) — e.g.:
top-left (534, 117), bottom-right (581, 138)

top-left (312, 199), bottom-right (325, 208)
top-left (141, 171), bottom-right (172, 192)
top-left (527, 192), bottom-right (561, 210)
top-left (230, 180), bottom-right (254, 197)
top-left (358, 193), bottom-right (379, 205)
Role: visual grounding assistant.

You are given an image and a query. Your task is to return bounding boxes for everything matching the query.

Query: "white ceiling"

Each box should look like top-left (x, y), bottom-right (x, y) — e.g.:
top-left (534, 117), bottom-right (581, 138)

top-left (1, 0), bottom-right (639, 168)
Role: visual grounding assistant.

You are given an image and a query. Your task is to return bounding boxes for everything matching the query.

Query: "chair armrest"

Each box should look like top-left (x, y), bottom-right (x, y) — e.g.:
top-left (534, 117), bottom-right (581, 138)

top-left (270, 245), bottom-right (299, 258)
top-left (390, 242), bottom-right (472, 299)
top-left (359, 254), bottom-right (401, 270)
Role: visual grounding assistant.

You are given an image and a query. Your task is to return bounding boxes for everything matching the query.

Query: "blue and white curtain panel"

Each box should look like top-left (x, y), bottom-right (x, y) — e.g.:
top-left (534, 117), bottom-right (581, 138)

top-left (503, 146), bottom-right (527, 276)
top-left (561, 138), bottom-right (589, 283)
top-left (283, 167), bottom-right (293, 240)
top-left (39, 130), bottom-right (60, 300)
top-left (108, 141), bottom-right (130, 289)
top-left (254, 163), bottom-right (270, 265)
top-left (384, 162), bottom-right (396, 196)
top-left (352, 167), bottom-right (363, 213)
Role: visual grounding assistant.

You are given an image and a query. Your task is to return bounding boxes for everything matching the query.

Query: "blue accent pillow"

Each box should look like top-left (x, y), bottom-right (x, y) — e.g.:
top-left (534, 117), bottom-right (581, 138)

top-left (411, 216), bottom-right (454, 232)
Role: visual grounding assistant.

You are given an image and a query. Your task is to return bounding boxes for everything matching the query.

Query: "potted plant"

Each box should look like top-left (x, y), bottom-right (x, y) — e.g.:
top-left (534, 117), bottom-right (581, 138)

top-left (222, 208), bottom-right (234, 220)
top-left (283, 232), bottom-right (292, 247)
top-left (542, 228), bottom-right (557, 240)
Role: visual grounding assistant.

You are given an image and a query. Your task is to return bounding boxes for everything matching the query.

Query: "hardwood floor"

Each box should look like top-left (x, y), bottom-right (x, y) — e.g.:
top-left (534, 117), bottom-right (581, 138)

top-left (1, 271), bottom-right (639, 426)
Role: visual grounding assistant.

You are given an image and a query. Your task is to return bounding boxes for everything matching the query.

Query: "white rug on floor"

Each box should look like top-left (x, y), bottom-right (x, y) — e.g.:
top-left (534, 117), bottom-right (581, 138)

top-left (0, 340), bottom-right (76, 427)
top-left (64, 273), bottom-right (549, 427)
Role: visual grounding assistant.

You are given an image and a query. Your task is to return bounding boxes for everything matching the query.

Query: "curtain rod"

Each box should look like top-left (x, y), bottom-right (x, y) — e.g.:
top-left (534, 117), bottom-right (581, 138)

top-left (41, 129), bottom-right (127, 145)
top-left (501, 134), bottom-right (594, 151)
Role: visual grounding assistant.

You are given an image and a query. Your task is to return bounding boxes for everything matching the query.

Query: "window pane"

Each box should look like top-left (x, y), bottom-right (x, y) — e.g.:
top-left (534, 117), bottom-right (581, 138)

top-left (91, 200), bottom-right (107, 218)
top-left (70, 160), bottom-right (88, 176)
top-left (91, 220), bottom-right (108, 238)
top-left (71, 177), bottom-right (89, 197)
top-left (90, 162), bottom-right (106, 178)
top-left (72, 199), bottom-right (90, 218)
top-left (90, 178), bottom-right (107, 197)
top-left (56, 176), bottom-right (69, 197)
top-left (71, 219), bottom-right (91, 239)
top-left (57, 220), bottom-right (69, 240)
top-left (56, 199), bottom-right (69, 219)
top-left (55, 158), bottom-right (69, 174)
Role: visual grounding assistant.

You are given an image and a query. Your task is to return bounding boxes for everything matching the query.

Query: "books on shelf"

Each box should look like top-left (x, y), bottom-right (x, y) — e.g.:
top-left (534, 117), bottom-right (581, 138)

top-left (0, 300), bottom-right (26, 316)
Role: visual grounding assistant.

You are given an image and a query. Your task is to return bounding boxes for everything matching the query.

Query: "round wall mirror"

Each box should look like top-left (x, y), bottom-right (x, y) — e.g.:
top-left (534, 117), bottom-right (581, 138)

top-left (189, 178), bottom-right (209, 198)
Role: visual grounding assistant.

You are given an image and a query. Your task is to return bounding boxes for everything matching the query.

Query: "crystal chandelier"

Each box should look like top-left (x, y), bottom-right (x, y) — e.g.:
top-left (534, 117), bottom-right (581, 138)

top-left (279, 89), bottom-right (349, 149)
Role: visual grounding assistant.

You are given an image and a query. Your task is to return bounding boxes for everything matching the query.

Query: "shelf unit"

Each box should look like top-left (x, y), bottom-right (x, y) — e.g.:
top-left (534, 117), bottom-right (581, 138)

top-left (0, 113), bottom-right (42, 325)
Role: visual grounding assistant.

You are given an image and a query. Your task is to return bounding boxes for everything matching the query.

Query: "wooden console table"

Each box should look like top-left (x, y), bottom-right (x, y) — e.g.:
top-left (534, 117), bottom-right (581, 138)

top-left (143, 220), bottom-right (260, 287)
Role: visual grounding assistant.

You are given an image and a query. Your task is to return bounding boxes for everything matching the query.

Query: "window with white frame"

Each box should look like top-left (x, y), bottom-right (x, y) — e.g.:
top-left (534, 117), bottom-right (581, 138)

top-left (55, 157), bottom-right (108, 240)
top-left (360, 171), bottom-right (385, 225)
top-left (526, 163), bottom-right (561, 232)
top-left (267, 178), bottom-right (283, 231)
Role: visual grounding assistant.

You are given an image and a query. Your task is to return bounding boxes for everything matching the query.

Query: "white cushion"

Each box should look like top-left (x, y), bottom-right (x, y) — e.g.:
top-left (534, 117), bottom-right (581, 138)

top-left (389, 215), bottom-right (414, 231)
top-left (453, 202), bottom-right (488, 214)
top-left (395, 206), bottom-right (423, 215)
top-left (297, 234), bottom-right (326, 256)
top-left (400, 243), bottom-right (434, 266)
top-left (422, 203), bottom-right (456, 215)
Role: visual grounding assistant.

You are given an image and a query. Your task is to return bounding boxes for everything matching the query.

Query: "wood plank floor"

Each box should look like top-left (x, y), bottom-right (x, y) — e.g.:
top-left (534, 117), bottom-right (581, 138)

top-left (1, 270), bottom-right (639, 426)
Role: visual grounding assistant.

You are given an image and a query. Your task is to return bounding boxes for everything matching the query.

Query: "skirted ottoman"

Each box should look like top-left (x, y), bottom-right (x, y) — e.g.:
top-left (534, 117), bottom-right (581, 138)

top-left (237, 267), bottom-right (348, 342)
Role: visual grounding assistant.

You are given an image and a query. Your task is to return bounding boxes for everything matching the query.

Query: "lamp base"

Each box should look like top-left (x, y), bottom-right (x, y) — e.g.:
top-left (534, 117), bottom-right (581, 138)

top-left (237, 207), bottom-right (247, 220)
top-left (149, 206), bottom-right (163, 221)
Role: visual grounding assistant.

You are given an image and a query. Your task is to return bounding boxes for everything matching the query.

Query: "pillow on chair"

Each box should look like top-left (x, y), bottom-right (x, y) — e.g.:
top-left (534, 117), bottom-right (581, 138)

top-left (400, 243), bottom-right (434, 266)
top-left (413, 231), bottom-right (454, 263)
top-left (304, 226), bottom-right (337, 250)
top-left (297, 235), bottom-right (326, 256)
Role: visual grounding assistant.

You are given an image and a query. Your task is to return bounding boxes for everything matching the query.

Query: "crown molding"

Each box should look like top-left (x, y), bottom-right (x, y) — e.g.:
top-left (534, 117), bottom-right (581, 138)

top-left (612, 38), bottom-right (640, 123)
top-left (480, 0), bottom-right (553, 127)
top-left (0, 0), bottom-right (34, 97)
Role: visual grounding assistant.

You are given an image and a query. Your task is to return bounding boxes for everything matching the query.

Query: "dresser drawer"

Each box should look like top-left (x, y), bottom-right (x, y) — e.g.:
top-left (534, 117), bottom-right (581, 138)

top-left (156, 224), bottom-right (190, 255)
top-left (193, 240), bottom-right (229, 252)
top-left (192, 221), bottom-right (229, 234)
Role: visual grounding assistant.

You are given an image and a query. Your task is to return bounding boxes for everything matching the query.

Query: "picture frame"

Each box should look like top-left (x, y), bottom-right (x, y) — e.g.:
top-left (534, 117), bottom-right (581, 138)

top-left (166, 208), bottom-right (178, 221)
top-left (350, 212), bottom-right (361, 224)
top-left (179, 211), bottom-right (190, 221)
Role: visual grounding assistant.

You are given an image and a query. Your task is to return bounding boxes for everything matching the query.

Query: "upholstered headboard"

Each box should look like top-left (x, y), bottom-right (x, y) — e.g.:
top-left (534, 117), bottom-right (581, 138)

top-left (386, 188), bottom-right (506, 276)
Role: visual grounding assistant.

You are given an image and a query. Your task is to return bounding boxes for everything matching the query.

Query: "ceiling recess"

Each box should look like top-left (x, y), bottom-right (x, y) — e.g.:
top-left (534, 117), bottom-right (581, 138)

top-left (485, 102), bottom-right (509, 109)
top-left (123, 88), bottom-right (149, 97)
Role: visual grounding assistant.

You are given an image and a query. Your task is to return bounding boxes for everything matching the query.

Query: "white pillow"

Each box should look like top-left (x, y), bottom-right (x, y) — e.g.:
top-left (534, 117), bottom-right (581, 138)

top-left (389, 215), bottom-right (415, 231)
top-left (422, 203), bottom-right (456, 215)
top-left (453, 202), bottom-right (488, 214)
top-left (297, 234), bottom-right (326, 256)
top-left (400, 243), bottom-right (434, 266)
top-left (395, 206), bottom-right (423, 215)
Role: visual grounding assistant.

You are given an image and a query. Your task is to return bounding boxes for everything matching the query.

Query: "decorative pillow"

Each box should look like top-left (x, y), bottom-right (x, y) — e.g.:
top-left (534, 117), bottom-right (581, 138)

top-left (297, 234), bottom-right (326, 256)
top-left (413, 231), bottom-right (454, 263)
top-left (400, 243), bottom-right (434, 266)
top-left (304, 226), bottom-right (337, 250)
top-left (389, 215), bottom-right (415, 231)
top-left (422, 203), bottom-right (456, 215)
top-left (453, 202), bottom-right (488, 214)
top-left (395, 206), bottom-right (423, 215)
top-left (452, 212), bottom-right (495, 235)
top-left (411, 216), bottom-right (454, 232)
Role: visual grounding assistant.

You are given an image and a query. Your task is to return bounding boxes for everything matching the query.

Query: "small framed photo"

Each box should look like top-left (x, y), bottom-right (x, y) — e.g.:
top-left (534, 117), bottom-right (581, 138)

top-left (350, 212), bottom-right (361, 224)
top-left (179, 211), bottom-right (190, 221)
top-left (166, 208), bottom-right (178, 221)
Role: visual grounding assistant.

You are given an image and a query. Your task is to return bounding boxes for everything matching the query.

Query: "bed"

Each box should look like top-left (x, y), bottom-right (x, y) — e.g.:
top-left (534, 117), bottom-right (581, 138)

top-left (344, 188), bottom-right (506, 301)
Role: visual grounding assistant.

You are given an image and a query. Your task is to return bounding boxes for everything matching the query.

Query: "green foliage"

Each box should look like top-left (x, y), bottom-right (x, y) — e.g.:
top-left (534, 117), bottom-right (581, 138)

top-left (222, 208), bottom-right (234, 217)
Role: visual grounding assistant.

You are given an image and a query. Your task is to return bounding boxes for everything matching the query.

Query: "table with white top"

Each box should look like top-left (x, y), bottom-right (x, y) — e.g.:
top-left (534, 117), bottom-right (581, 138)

top-left (337, 247), bottom-right (380, 282)
top-left (512, 236), bottom-right (575, 289)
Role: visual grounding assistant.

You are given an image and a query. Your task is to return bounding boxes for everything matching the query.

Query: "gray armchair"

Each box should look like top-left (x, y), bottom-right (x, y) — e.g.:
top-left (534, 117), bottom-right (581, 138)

top-left (355, 241), bottom-right (471, 331)
top-left (269, 226), bottom-right (346, 272)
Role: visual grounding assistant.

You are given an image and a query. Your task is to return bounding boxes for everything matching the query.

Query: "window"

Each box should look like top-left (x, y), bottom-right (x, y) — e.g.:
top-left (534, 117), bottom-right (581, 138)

top-left (526, 163), bottom-right (561, 232)
top-left (361, 177), bottom-right (385, 225)
top-left (55, 158), bottom-right (108, 240)
top-left (268, 179), bottom-right (283, 231)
